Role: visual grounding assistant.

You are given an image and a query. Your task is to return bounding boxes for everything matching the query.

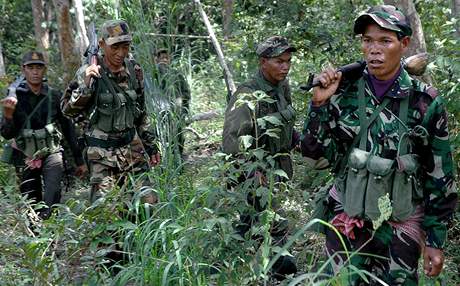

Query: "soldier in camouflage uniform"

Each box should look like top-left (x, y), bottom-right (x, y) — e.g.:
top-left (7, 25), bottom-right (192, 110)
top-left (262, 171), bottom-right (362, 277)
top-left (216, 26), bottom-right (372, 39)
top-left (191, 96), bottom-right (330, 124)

top-left (222, 36), bottom-right (299, 278)
top-left (154, 48), bottom-right (191, 156)
top-left (301, 5), bottom-right (457, 285)
top-left (0, 51), bottom-right (85, 218)
top-left (61, 20), bottom-right (160, 203)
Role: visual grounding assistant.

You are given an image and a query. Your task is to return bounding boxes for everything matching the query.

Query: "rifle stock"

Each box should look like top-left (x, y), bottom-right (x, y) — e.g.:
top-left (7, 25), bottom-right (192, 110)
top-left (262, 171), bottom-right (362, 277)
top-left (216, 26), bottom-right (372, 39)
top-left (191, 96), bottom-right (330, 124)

top-left (300, 53), bottom-right (429, 91)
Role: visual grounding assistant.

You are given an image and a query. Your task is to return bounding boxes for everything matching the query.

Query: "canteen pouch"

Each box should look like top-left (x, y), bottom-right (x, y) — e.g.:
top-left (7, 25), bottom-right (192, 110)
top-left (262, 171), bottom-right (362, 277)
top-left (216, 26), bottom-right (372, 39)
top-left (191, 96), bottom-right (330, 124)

top-left (45, 123), bottom-right (62, 152)
top-left (364, 155), bottom-right (394, 221)
top-left (344, 148), bottom-right (370, 218)
top-left (0, 143), bottom-right (13, 164)
top-left (310, 182), bottom-right (332, 234)
top-left (34, 128), bottom-right (48, 151)
top-left (391, 154), bottom-right (420, 221)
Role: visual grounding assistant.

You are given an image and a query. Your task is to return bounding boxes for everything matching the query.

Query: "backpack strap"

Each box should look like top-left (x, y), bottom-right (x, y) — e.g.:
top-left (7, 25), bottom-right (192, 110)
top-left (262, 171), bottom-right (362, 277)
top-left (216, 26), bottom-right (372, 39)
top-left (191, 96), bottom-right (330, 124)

top-left (23, 87), bottom-right (52, 130)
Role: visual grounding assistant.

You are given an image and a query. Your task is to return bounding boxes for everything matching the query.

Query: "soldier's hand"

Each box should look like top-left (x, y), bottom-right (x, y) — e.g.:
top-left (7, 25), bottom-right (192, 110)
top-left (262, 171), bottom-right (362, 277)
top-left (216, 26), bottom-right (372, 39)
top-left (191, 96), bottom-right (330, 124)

top-left (311, 67), bottom-right (342, 107)
top-left (84, 64), bottom-right (101, 87)
top-left (74, 164), bottom-right (88, 179)
top-left (150, 152), bottom-right (161, 166)
top-left (1, 97), bottom-right (18, 119)
top-left (423, 246), bottom-right (444, 277)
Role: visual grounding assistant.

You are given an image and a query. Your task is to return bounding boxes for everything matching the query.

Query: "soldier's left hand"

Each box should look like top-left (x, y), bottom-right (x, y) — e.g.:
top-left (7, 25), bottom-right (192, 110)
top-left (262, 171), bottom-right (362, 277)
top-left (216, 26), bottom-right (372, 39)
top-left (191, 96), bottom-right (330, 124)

top-left (423, 246), bottom-right (444, 277)
top-left (74, 164), bottom-right (88, 179)
top-left (150, 152), bottom-right (161, 166)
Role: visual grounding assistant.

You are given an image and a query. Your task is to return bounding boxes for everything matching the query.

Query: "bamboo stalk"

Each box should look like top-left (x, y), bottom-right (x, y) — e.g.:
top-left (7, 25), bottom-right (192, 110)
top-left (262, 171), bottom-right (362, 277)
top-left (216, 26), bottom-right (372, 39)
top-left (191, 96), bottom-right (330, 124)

top-left (194, 0), bottom-right (236, 99)
top-left (146, 33), bottom-right (210, 39)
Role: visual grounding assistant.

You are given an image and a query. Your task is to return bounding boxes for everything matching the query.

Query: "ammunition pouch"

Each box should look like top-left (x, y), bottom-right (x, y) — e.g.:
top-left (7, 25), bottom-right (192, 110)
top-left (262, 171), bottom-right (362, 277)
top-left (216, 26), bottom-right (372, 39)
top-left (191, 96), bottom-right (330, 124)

top-left (16, 123), bottom-right (62, 158)
top-left (91, 63), bottom-right (140, 133)
top-left (337, 148), bottom-right (421, 222)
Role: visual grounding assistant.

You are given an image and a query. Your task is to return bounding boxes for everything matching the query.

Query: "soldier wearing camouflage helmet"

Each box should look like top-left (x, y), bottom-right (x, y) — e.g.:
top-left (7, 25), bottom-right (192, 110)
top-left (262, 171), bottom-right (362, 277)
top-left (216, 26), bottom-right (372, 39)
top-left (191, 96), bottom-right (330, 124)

top-left (0, 51), bottom-right (85, 218)
top-left (222, 36), bottom-right (299, 279)
top-left (61, 20), bottom-right (160, 202)
top-left (301, 5), bottom-right (457, 284)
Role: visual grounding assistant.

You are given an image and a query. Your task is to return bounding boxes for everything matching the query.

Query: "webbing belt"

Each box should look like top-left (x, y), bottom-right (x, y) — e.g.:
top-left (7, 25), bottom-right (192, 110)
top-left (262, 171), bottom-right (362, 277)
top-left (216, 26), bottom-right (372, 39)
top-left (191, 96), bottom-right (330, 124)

top-left (85, 128), bottom-right (135, 149)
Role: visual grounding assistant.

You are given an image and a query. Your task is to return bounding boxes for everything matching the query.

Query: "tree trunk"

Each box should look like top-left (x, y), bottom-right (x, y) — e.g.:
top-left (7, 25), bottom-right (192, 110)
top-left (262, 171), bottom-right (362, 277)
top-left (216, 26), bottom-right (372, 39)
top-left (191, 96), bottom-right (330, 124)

top-left (0, 42), bottom-right (6, 77)
top-left (453, 0), bottom-right (460, 36)
top-left (53, 0), bottom-right (79, 84)
top-left (74, 0), bottom-right (88, 55)
top-left (194, 0), bottom-right (236, 101)
top-left (222, 0), bottom-right (234, 40)
top-left (383, 0), bottom-right (431, 83)
top-left (31, 0), bottom-right (50, 61)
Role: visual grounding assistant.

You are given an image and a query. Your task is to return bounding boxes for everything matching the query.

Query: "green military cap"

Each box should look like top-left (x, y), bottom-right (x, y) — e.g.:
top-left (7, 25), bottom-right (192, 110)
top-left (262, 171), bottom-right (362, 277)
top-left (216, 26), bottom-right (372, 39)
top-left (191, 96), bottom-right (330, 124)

top-left (354, 5), bottom-right (412, 37)
top-left (256, 36), bottom-right (297, 58)
top-left (22, 51), bottom-right (46, 66)
top-left (101, 19), bottom-right (132, 45)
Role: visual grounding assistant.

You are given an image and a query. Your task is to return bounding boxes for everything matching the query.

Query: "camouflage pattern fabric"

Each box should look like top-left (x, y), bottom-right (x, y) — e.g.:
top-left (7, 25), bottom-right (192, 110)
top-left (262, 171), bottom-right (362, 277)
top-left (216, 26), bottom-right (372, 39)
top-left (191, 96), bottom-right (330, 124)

top-left (256, 36), bottom-right (297, 58)
top-left (223, 70), bottom-right (296, 178)
top-left (62, 58), bottom-right (158, 201)
top-left (324, 195), bottom-right (421, 285)
top-left (354, 4), bottom-right (412, 37)
top-left (100, 19), bottom-right (132, 45)
top-left (301, 67), bottom-right (457, 279)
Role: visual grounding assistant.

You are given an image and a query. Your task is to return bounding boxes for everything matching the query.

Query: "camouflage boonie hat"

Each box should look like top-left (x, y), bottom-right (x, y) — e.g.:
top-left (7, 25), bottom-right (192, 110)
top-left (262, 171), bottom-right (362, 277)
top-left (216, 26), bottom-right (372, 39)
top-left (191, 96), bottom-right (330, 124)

top-left (101, 19), bottom-right (132, 45)
top-left (354, 5), bottom-right (412, 37)
top-left (22, 51), bottom-right (46, 66)
top-left (256, 36), bottom-right (297, 58)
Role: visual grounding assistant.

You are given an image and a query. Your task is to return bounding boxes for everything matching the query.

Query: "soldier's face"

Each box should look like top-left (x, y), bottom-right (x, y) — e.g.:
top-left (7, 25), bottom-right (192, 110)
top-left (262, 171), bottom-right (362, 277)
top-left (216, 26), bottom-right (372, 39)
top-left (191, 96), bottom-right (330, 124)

top-left (260, 52), bottom-right (292, 84)
top-left (101, 40), bottom-right (131, 69)
top-left (22, 64), bottom-right (46, 87)
top-left (156, 53), bottom-right (170, 65)
top-left (361, 23), bottom-right (409, 80)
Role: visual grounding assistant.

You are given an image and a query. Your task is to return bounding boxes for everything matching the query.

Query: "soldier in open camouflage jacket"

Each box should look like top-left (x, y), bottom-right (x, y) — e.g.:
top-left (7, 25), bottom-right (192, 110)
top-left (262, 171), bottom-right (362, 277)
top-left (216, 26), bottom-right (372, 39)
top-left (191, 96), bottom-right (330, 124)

top-left (222, 36), bottom-right (299, 279)
top-left (301, 5), bottom-right (457, 285)
top-left (61, 20), bottom-right (160, 202)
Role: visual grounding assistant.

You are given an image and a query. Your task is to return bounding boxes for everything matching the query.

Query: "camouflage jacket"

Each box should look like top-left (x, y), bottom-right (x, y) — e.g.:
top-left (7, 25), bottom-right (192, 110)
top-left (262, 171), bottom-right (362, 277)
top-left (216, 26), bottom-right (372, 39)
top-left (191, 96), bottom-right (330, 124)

top-left (222, 71), bottom-right (296, 176)
top-left (0, 80), bottom-right (84, 166)
top-left (301, 67), bottom-right (457, 249)
top-left (61, 57), bottom-right (158, 156)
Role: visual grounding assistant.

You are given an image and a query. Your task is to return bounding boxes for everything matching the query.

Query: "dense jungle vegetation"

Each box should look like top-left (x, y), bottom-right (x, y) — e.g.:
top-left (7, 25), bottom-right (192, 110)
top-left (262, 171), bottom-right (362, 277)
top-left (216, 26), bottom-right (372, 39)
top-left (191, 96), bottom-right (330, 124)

top-left (0, 0), bottom-right (458, 285)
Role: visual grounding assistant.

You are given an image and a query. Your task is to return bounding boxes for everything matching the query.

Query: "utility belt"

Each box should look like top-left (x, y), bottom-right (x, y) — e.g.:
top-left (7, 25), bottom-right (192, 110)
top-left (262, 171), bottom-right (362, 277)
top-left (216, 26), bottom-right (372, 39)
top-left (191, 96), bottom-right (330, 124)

top-left (15, 123), bottom-right (62, 158)
top-left (85, 128), bottom-right (135, 149)
top-left (335, 149), bottom-right (422, 222)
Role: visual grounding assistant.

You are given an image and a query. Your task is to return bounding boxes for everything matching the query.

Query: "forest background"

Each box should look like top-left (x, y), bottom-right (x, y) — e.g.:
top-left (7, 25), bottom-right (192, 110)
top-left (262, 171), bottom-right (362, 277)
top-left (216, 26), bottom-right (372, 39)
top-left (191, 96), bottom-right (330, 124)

top-left (0, 0), bottom-right (459, 285)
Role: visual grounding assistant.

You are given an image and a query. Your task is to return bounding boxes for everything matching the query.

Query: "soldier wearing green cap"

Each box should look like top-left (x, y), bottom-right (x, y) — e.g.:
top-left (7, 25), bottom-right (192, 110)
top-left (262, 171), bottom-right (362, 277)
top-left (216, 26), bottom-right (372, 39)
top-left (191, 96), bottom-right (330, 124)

top-left (0, 51), bottom-right (85, 219)
top-left (61, 20), bottom-right (160, 203)
top-left (222, 36), bottom-right (299, 279)
top-left (301, 5), bottom-right (457, 284)
top-left (154, 48), bottom-right (191, 157)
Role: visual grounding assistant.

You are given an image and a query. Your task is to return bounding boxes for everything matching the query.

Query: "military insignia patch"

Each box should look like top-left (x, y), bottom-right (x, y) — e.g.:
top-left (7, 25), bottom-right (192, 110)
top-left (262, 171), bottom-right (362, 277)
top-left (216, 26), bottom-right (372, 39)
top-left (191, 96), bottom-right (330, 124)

top-left (32, 53), bottom-right (39, 60)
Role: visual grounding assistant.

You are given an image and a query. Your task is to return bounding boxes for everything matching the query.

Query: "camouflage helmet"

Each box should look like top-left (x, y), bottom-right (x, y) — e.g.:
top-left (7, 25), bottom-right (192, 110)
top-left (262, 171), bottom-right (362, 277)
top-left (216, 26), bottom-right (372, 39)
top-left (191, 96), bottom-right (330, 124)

top-left (22, 51), bottom-right (46, 66)
top-left (256, 36), bottom-right (297, 58)
top-left (354, 5), bottom-right (412, 37)
top-left (101, 19), bottom-right (132, 45)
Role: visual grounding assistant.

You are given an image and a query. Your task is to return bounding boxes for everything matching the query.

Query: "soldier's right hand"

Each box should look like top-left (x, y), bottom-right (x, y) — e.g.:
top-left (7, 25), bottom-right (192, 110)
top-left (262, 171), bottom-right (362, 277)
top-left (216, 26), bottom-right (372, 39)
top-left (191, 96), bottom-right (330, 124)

top-left (311, 67), bottom-right (342, 107)
top-left (1, 97), bottom-right (18, 119)
top-left (84, 64), bottom-right (101, 87)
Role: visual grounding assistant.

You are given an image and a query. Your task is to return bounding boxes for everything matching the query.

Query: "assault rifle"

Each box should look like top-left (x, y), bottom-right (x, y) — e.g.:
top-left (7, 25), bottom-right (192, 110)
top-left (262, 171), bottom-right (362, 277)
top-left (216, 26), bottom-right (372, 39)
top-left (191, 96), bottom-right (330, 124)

top-left (86, 22), bottom-right (99, 89)
top-left (300, 53), bottom-right (429, 91)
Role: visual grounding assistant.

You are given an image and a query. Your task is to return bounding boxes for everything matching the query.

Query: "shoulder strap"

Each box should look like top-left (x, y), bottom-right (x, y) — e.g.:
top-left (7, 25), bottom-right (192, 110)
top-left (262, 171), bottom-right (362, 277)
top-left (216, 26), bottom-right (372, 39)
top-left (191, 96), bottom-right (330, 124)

top-left (336, 79), bottom-right (390, 175)
top-left (358, 79), bottom-right (391, 149)
top-left (24, 88), bottom-right (52, 129)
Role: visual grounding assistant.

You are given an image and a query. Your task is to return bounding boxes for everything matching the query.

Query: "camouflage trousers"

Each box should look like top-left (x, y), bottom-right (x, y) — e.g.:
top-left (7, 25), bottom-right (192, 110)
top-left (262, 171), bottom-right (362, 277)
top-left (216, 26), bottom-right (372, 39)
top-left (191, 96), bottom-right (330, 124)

top-left (325, 197), bottom-right (421, 286)
top-left (85, 134), bottom-right (156, 203)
